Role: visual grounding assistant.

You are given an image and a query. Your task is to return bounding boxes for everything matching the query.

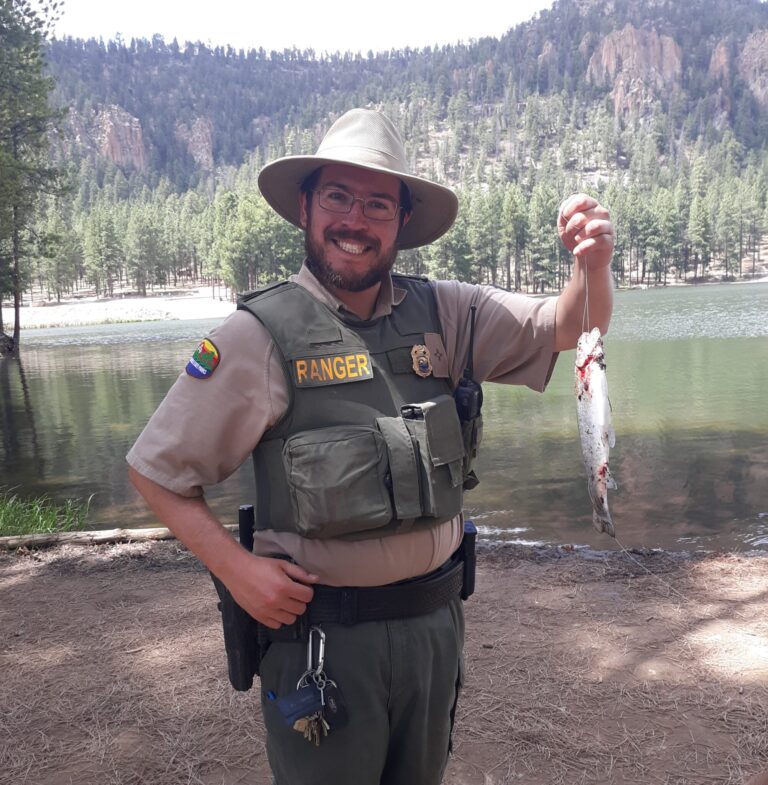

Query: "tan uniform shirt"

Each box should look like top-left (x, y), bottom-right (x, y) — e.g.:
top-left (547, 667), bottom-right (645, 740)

top-left (127, 264), bottom-right (559, 586)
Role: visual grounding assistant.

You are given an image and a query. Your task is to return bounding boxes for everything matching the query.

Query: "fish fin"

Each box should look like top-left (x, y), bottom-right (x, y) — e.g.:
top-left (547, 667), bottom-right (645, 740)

top-left (608, 425), bottom-right (616, 449)
top-left (592, 510), bottom-right (615, 538)
top-left (606, 468), bottom-right (617, 490)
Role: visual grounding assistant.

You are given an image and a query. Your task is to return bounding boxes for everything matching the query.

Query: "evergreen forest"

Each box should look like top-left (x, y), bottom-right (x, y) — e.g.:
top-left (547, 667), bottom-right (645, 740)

top-left (3, 0), bottom-right (768, 335)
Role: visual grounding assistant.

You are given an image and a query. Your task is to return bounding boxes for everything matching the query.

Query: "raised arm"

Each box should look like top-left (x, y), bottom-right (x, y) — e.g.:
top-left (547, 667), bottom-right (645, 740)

top-left (554, 193), bottom-right (615, 352)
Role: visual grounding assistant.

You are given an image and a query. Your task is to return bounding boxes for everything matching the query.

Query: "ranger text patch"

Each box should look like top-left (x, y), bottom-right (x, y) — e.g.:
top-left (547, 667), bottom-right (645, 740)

top-left (294, 351), bottom-right (373, 387)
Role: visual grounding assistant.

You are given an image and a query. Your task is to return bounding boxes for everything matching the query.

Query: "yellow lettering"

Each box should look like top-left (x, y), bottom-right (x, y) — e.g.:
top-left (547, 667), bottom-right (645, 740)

top-left (320, 357), bottom-right (333, 380)
top-left (309, 359), bottom-right (321, 381)
top-left (296, 359), bottom-right (308, 385)
top-left (356, 353), bottom-right (370, 378)
top-left (345, 354), bottom-right (358, 378)
top-left (333, 356), bottom-right (346, 379)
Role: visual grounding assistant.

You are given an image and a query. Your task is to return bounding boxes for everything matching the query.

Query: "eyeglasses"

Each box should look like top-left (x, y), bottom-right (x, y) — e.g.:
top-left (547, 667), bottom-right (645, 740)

top-left (311, 186), bottom-right (401, 221)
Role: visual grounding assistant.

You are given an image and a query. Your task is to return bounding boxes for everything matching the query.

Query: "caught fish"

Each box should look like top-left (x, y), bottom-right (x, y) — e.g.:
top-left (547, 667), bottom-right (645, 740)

top-left (575, 327), bottom-right (617, 537)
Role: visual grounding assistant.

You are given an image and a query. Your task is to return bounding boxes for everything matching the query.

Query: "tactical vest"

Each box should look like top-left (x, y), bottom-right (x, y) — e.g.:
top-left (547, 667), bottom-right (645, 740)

top-left (237, 275), bottom-right (466, 541)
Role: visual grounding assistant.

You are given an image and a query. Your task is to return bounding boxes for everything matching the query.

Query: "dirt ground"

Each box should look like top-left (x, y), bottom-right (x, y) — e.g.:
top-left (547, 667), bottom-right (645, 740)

top-left (2, 540), bottom-right (768, 785)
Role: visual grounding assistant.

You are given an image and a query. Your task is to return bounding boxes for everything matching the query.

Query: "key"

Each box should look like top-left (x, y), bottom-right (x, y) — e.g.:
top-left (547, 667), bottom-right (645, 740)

top-left (302, 712), bottom-right (330, 746)
top-left (321, 678), bottom-right (349, 730)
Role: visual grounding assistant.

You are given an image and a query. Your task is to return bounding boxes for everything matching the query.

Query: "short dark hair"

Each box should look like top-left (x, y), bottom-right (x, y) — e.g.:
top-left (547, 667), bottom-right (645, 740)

top-left (300, 168), bottom-right (412, 224)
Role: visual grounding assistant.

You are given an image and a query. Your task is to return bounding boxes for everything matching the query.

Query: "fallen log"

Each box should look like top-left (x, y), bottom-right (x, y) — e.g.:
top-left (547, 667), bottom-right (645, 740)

top-left (0, 523), bottom-right (239, 551)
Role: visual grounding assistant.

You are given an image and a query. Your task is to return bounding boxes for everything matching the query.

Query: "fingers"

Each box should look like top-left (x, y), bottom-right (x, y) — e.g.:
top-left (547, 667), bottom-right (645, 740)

top-left (229, 555), bottom-right (319, 628)
top-left (281, 560), bottom-right (320, 588)
top-left (572, 233), bottom-right (614, 259)
top-left (558, 193), bottom-right (599, 228)
top-left (558, 193), bottom-right (613, 261)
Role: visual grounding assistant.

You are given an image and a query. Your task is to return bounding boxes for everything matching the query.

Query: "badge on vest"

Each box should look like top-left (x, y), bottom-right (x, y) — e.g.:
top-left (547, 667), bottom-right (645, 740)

top-left (294, 351), bottom-right (374, 387)
top-left (411, 345), bottom-right (433, 378)
top-left (186, 338), bottom-right (220, 379)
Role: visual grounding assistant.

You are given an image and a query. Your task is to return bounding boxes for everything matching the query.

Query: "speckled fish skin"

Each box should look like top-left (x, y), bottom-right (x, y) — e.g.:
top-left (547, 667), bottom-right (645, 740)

top-left (575, 327), bottom-right (617, 537)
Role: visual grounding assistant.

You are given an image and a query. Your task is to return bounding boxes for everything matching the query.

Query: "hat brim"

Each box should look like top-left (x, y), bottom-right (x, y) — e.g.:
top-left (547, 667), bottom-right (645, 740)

top-left (257, 155), bottom-right (458, 250)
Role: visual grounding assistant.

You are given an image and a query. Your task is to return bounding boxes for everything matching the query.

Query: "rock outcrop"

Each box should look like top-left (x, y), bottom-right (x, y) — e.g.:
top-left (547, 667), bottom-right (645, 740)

top-left (708, 41), bottom-right (731, 84)
top-left (587, 24), bottom-right (682, 119)
top-left (175, 117), bottom-right (214, 171)
top-left (738, 29), bottom-right (768, 108)
top-left (94, 106), bottom-right (147, 171)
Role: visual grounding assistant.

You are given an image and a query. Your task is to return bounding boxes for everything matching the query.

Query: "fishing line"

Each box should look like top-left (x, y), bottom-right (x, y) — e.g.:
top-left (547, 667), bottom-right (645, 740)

top-left (612, 533), bottom-right (690, 604)
top-left (581, 261), bottom-right (590, 333)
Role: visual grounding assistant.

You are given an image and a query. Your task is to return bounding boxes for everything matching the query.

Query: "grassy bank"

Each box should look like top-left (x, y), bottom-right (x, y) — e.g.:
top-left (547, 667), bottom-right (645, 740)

top-left (0, 489), bottom-right (90, 537)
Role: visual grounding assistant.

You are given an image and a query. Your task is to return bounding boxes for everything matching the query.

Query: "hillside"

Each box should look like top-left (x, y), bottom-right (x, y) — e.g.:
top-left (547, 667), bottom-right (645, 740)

top-left (46, 0), bottom-right (768, 187)
top-left (2, 0), bottom-right (766, 318)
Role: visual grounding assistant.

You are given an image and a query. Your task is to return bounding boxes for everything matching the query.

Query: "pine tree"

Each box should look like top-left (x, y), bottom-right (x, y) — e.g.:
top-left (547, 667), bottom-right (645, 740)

top-left (0, 0), bottom-right (65, 355)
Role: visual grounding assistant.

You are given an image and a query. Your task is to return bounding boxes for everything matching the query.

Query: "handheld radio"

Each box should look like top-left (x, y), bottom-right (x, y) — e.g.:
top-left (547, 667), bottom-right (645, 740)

top-left (453, 305), bottom-right (483, 421)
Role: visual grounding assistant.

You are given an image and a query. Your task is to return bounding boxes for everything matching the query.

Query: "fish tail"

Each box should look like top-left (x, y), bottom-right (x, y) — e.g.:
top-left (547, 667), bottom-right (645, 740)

top-left (592, 510), bottom-right (615, 538)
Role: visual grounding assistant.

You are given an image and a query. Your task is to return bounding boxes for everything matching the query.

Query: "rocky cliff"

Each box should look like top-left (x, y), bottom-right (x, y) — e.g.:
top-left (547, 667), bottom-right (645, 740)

top-left (94, 106), bottom-right (146, 171)
top-left (738, 29), bottom-right (768, 108)
top-left (69, 105), bottom-right (147, 172)
top-left (586, 24), bottom-right (682, 118)
top-left (174, 117), bottom-right (214, 171)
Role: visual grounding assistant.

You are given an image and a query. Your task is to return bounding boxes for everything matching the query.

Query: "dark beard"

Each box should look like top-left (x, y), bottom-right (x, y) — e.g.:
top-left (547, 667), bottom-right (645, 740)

top-left (305, 229), bottom-right (398, 293)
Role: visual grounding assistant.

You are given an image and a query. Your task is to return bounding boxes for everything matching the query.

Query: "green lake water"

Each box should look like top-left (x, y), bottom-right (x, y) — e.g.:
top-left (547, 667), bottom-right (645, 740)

top-left (1, 282), bottom-right (766, 551)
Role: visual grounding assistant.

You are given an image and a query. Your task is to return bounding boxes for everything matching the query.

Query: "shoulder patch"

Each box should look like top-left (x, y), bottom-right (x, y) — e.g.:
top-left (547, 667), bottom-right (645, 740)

top-left (186, 338), bottom-right (220, 379)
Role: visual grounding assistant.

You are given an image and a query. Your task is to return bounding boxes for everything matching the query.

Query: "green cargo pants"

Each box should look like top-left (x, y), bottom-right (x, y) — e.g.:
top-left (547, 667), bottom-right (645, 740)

top-left (259, 596), bottom-right (465, 785)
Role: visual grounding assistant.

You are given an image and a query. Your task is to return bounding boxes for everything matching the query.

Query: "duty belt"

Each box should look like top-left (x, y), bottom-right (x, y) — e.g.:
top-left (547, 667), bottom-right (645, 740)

top-left (267, 555), bottom-right (465, 642)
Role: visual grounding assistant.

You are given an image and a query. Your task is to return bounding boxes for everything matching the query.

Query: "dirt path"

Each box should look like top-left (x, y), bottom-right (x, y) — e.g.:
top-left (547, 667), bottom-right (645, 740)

top-left (2, 542), bottom-right (767, 785)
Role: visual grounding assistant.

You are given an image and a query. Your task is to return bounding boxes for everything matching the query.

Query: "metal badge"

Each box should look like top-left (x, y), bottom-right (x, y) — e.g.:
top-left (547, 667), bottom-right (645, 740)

top-left (411, 345), bottom-right (433, 378)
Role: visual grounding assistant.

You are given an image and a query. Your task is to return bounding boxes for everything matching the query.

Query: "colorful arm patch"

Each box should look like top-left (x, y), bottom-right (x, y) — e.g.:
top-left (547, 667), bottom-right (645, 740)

top-left (186, 338), bottom-right (220, 379)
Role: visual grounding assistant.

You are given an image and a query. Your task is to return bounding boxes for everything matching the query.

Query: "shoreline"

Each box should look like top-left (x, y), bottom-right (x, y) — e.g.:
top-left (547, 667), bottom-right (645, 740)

top-left (4, 275), bottom-right (767, 330)
top-left (8, 287), bottom-right (236, 330)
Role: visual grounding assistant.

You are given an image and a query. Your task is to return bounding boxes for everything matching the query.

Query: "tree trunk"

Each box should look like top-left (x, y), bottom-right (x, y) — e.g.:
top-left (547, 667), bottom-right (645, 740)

top-left (11, 204), bottom-right (22, 357)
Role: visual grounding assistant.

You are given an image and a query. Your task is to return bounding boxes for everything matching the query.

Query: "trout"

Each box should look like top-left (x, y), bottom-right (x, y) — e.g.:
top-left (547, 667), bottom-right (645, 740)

top-left (575, 327), bottom-right (616, 537)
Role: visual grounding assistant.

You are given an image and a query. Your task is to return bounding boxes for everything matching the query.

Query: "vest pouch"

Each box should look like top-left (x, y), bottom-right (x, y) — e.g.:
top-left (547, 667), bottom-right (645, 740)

top-left (398, 395), bottom-right (464, 519)
top-left (460, 414), bottom-right (483, 490)
top-left (282, 426), bottom-right (393, 539)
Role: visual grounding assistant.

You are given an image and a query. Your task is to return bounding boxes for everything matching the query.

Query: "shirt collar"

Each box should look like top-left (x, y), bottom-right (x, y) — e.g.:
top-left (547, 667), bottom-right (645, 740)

top-left (293, 262), bottom-right (407, 320)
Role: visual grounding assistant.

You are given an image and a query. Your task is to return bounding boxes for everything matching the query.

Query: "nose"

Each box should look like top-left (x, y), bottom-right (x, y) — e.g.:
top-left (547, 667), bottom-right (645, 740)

top-left (340, 197), bottom-right (369, 226)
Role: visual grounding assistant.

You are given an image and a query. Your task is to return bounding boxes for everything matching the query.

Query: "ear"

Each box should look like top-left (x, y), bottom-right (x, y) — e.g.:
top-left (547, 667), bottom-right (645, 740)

top-left (397, 209), bottom-right (412, 240)
top-left (298, 191), bottom-right (309, 229)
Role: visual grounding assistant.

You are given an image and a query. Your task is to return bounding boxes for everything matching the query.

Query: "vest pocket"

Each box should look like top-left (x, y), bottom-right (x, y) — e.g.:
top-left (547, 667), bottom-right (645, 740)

top-left (378, 395), bottom-right (465, 521)
top-left (282, 426), bottom-right (393, 538)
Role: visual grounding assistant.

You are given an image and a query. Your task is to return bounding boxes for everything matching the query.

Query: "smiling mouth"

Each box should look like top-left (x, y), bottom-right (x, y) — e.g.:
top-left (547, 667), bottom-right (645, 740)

top-left (333, 239), bottom-right (370, 256)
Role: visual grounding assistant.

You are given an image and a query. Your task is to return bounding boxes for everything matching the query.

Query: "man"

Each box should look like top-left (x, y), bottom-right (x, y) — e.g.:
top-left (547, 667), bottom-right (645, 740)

top-left (128, 108), bottom-right (613, 784)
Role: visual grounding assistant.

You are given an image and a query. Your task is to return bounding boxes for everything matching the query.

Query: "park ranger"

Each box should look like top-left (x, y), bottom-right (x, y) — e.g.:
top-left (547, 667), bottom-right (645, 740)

top-left (127, 108), bottom-right (614, 784)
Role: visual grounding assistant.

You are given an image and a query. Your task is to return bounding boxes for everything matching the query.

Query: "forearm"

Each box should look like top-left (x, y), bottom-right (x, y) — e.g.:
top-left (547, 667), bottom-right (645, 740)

top-left (128, 465), bottom-right (318, 628)
top-left (128, 465), bottom-right (248, 582)
top-left (555, 257), bottom-right (614, 352)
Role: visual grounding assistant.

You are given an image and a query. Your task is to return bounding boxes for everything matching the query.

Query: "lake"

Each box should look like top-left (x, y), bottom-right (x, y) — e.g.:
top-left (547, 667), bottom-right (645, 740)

top-left (2, 282), bottom-right (766, 551)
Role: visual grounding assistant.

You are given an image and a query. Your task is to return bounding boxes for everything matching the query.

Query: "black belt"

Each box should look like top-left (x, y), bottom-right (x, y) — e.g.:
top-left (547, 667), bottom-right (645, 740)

top-left (267, 555), bottom-right (464, 641)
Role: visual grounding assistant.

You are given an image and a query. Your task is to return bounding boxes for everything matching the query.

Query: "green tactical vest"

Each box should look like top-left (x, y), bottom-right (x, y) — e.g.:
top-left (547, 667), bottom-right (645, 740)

top-left (237, 274), bottom-right (466, 541)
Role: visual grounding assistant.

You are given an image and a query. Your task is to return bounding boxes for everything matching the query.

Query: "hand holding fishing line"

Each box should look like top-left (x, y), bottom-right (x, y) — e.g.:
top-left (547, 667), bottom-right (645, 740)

top-left (557, 193), bottom-right (614, 271)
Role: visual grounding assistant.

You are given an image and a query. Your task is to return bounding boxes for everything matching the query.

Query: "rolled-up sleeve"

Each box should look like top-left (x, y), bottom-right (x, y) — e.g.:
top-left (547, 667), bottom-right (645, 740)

top-left (432, 280), bottom-right (558, 392)
top-left (126, 310), bottom-right (288, 496)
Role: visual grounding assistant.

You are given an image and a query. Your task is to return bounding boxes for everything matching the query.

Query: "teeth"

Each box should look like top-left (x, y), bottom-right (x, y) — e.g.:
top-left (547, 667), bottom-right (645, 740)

top-left (336, 240), bottom-right (367, 255)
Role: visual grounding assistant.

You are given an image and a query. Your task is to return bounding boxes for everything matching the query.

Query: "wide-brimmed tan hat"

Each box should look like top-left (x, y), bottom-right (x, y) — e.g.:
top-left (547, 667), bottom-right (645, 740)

top-left (257, 108), bottom-right (458, 250)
